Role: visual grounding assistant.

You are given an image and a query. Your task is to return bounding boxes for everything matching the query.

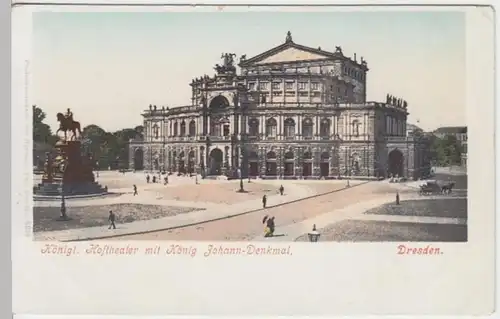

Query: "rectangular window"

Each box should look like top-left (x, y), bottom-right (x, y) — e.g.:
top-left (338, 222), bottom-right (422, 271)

top-left (311, 82), bottom-right (319, 90)
top-left (248, 83), bottom-right (255, 90)
top-left (299, 92), bottom-right (308, 97)
top-left (285, 91), bottom-right (295, 96)
top-left (259, 82), bottom-right (268, 90)
top-left (285, 82), bottom-right (294, 90)
top-left (272, 82), bottom-right (281, 90)
top-left (298, 82), bottom-right (307, 90)
top-left (272, 91), bottom-right (282, 96)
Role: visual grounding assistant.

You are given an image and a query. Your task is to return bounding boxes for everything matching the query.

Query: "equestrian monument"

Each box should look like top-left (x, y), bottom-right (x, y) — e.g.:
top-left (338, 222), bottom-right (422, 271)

top-left (34, 109), bottom-right (107, 197)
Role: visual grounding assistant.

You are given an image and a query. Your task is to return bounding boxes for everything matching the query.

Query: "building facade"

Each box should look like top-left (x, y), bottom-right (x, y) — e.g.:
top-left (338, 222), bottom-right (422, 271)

top-left (129, 32), bottom-right (431, 180)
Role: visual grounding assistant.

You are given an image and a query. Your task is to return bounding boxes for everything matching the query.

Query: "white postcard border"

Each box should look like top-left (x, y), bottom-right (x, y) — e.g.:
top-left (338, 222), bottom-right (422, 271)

top-left (11, 5), bottom-right (495, 316)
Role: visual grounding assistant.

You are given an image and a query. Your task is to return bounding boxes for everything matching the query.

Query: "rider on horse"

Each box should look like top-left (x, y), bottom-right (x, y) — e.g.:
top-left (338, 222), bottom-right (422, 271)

top-left (56, 108), bottom-right (82, 141)
top-left (65, 108), bottom-right (73, 122)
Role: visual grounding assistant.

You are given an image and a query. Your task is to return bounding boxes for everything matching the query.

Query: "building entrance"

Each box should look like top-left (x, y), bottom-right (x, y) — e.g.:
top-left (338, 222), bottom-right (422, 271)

top-left (209, 148), bottom-right (223, 175)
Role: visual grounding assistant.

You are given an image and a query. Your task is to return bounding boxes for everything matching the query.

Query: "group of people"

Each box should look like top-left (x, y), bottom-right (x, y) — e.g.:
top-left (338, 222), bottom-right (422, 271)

top-left (146, 173), bottom-right (170, 185)
top-left (259, 184), bottom-right (286, 236)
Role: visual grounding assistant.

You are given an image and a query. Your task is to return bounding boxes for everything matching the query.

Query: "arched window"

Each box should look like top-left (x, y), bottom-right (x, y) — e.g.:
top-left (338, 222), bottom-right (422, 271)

top-left (180, 121), bottom-right (186, 137)
top-left (265, 118), bottom-right (277, 138)
top-left (352, 120), bottom-right (360, 137)
top-left (302, 118), bottom-right (313, 138)
top-left (320, 118), bottom-right (330, 138)
top-left (173, 122), bottom-right (178, 137)
top-left (248, 118), bottom-right (259, 136)
top-left (189, 120), bottom-right (196, 136)
top-left (152, 124), bottom-right (159, 139)
top-left (284, 118), bottom-right (295, 138)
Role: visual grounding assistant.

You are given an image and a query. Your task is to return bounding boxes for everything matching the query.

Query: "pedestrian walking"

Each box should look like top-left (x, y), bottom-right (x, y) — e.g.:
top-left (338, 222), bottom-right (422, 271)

top-left (262, 195), bottom-right (267, 208)
top-left (108, 210), bottom-right (116, 229)
top-left (279, 185), bottom-right (284, 196)
top-left (146, 174), bottom-right (150, 183)
top-left (133, 184), bottom-right (138, 196)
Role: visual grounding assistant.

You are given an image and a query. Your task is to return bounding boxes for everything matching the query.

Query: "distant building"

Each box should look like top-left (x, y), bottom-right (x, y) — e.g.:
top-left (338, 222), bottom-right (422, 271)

top-left (130, 32), bottom-right (431, 180)
top-left (433, 126), bottom-right (467, 167)
top-left (406, 123), bottom-right (424, 137)
top-left (433, 126), bottom-right (467, 144)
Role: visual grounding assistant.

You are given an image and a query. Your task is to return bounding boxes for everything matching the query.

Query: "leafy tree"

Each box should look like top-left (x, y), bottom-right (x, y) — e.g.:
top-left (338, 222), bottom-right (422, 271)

top-left (429, 134), bottom-right (463, 166)
top-left (82, 124), bottom-right (143, 170)
top-left (33, 105), bottom-right (57, 144)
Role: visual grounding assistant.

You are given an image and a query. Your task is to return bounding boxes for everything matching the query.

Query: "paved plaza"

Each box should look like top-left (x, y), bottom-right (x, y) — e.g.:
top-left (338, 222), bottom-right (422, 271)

top-left (32, 170), bottom-right (467, 242)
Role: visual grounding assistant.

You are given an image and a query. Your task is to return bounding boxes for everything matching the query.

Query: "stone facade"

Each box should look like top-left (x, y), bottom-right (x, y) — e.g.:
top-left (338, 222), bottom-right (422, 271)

top-left (129, 32), bottom-right (431, 180)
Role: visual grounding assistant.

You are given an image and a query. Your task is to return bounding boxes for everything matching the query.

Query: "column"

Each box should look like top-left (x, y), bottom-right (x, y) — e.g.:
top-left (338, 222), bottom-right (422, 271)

top-left (308, 77), bottom-right (312, 104)
top-left (315, 116), bottom-right (319, 136)
top-left (128, 146), bottom-right (134, 170)
top-left (260, 114), bottom-right (265, 135)
top-left (270, 77), bottom-right (273, 103)
top-left (230, 113), bottom-right (235, 136)
top-left (278, 114), bottom-right (283, 140)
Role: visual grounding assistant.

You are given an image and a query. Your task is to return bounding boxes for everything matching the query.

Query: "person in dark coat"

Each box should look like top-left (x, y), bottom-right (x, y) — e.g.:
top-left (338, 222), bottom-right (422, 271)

top-left (133, 184), bottom-right (138, 196)
top-left (266, 216), bottom-right (275, 236)
top-left (279, 185), bottom-right (284, 196)
top-left (108, 210), bottom-right (116, 229)
top-left (262, 195), bottom-right (267, 208)
top-left (146, 174), bottom-right (150, 183)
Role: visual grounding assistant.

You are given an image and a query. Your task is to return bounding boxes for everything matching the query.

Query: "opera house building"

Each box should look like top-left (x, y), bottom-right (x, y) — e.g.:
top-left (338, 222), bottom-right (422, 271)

top-left (129, 32), bottom-right (431, 180)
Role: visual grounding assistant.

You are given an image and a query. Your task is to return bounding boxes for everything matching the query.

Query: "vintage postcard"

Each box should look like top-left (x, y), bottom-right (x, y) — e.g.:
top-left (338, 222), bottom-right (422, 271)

top-left (12, 4), bottom-right (495, 316)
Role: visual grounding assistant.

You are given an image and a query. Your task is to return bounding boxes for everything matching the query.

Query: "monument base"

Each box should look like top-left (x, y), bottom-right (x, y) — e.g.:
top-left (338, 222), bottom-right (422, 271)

top-left (34, 181), bottom-right (107, 197)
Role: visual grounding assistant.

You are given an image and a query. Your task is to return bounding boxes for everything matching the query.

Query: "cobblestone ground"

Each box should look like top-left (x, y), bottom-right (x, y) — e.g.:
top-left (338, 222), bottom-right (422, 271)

top-left (295, 220), bottom-right (467, 242)
top-left (364, 198), bottom-right (467, 219)
top-left (33, 204), bottom-right (202, 232)
top-left (145, 181), bottom-right (279, 204)
top-left (113, 182), bottom-right (396, 241)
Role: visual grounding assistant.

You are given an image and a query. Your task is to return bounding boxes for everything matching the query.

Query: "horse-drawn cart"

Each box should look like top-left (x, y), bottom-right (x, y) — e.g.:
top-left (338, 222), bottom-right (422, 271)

top-left (419, 180), bottom-right (455, 195)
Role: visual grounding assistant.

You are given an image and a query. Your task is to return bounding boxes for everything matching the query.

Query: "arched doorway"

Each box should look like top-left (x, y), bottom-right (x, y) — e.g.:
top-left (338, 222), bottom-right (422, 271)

top-left (388, 149), bottom-right (404, 177)
top-left (266, 151), bottom-right (277, 176)
top-left (178, 151), bottom-right (186, 174)
top-left (320, 152), bottom-right (330, 177)
top-left (284, 150), bottom-right (295, 176)
top-left (209, 148), bottom-right (224, 175)
top-left (133, 148), bottom-right (144, 170)
top-left (187, 150), bottom-right (195, 174)
top-left (209, 95), bottom-right (230, 109)
top-left (302, 152), bottom-right (312, 177)
top-left (248, 151), bottom-right (259, 176)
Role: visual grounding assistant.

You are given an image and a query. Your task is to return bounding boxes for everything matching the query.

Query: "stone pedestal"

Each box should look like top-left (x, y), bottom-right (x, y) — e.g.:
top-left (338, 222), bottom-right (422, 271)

top-left (34, 140), bottom-right (107, 196)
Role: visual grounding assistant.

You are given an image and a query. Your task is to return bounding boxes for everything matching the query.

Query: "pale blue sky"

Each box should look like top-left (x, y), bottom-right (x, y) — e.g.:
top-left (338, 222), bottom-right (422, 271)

top-left (32, 11), bottom-right (465, 132)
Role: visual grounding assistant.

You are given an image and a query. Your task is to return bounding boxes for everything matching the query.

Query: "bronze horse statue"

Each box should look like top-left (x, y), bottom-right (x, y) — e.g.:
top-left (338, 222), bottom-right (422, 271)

top-left (56, 112), bottom-right (82, 141)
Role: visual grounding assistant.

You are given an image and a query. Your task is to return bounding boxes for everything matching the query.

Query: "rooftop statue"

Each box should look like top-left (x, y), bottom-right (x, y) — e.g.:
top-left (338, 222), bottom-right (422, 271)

top-left (285, 31), bottom-right (293, 43)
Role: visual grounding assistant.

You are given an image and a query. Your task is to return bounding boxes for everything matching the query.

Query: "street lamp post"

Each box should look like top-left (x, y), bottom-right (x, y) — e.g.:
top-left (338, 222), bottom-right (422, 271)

top-left (58, 159), bottom-right (69, 221)
top-left (237, 84), bottom-right (247, 193)
top-left (307, 224), bottom-right (321, 242)
top-left (161, 106), bottom-right (166, 173)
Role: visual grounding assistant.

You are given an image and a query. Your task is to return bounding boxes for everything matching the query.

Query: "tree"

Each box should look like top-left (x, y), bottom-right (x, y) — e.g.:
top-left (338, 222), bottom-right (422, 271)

top-left (82, 124), bottom-right (143, 170)
top-left (429, 134), bottom-right (463, 166)
top-left (33, 105), bottom-right (57, 144)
